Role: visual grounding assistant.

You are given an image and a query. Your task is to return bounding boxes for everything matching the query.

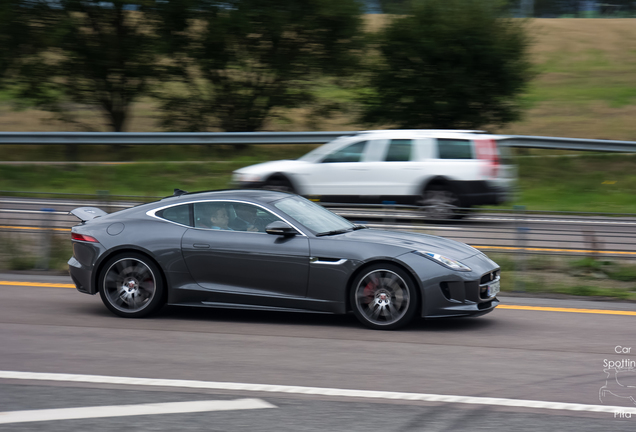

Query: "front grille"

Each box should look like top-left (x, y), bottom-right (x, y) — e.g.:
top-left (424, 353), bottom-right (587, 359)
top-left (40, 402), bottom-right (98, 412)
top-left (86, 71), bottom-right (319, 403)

top-left (480, 270), bottom-right (500, 285)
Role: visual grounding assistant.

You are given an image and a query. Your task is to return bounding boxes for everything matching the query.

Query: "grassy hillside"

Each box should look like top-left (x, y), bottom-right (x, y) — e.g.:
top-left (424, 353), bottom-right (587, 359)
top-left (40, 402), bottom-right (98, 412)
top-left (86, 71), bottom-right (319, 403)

top-left (499, 19), bottom-right (636, 141)
top-left (1, 19), bottom-right (636, 140)
top-left (1, 18), bottom-right (636, 213)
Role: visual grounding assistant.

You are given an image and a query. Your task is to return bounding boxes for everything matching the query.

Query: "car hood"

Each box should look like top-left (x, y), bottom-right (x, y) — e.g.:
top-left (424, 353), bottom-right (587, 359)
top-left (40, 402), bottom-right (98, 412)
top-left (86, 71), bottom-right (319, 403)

top-left (234, 159), bottom-right (310, 176)
top-left (335, 229), bottom-right (481, 260)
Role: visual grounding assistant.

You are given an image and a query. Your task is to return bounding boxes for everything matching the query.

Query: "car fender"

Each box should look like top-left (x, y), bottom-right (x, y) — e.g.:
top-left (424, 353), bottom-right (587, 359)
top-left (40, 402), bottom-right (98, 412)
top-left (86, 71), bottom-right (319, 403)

top-left (420, 175), bottom-right (459, 195)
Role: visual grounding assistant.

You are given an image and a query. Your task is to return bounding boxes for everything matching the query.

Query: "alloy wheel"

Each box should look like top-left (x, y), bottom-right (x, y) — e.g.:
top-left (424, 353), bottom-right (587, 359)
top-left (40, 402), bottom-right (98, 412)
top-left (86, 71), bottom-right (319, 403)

top-left (354, 269), bottom-right (411, 327)
top-left (102, 257), bottom-right (157, 314)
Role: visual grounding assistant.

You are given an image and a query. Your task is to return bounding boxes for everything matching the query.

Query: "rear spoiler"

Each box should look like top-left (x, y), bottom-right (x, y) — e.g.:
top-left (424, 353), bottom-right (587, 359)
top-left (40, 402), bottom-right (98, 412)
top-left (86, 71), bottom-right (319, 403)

top-left (69, 207), bottom-right (108, 222)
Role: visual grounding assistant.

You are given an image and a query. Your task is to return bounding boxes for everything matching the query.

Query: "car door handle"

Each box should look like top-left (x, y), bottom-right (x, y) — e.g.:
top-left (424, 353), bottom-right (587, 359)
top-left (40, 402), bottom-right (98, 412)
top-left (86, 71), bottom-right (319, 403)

top-left (193, 243), bottom-right (210, 248)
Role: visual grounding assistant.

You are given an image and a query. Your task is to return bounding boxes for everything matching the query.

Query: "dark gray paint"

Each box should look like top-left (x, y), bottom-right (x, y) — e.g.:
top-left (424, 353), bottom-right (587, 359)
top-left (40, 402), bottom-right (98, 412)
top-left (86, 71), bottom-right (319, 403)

top-left (68, 189), bottom-right (500, 320)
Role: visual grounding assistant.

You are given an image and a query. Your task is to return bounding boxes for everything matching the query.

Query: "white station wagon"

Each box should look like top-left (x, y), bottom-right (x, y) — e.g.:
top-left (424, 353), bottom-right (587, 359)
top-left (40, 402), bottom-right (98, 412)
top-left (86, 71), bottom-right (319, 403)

top-left (232, 130), bottom-right (516, 218)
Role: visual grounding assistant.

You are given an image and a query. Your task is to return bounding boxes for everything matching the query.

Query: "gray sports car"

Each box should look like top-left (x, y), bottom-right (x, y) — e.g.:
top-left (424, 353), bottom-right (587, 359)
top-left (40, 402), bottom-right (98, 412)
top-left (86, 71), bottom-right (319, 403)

top-left (68, 189), bottom-right (500, 329)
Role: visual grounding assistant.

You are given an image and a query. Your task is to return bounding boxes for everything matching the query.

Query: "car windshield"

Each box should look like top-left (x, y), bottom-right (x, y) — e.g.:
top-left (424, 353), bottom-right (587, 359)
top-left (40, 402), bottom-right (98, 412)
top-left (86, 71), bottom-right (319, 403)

top-left (297, 137), bottom-right (353, 162)
top-left (274, 196), bottom-right (354, 235)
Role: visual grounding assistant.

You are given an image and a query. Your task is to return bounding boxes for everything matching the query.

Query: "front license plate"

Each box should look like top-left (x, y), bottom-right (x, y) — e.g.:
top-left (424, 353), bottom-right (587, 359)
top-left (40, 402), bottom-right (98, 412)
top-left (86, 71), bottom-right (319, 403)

top-left (487, 280), bottom-right (500, 297)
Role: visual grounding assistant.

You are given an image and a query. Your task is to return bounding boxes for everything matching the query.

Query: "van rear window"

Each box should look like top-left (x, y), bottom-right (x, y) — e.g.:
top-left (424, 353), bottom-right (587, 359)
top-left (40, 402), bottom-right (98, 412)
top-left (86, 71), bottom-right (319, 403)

top-left (437, 139), bottom-right (473, 159)
top-left (385, 139), bottom-right (413, 161)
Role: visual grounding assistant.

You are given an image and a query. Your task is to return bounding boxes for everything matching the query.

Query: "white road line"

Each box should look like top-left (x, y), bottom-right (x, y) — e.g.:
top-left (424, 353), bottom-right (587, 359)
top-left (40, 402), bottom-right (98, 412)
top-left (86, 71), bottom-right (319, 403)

top-left (1, 370), bottom-right (635, 415)
top-left (0, 398), bottom-right (275, 424)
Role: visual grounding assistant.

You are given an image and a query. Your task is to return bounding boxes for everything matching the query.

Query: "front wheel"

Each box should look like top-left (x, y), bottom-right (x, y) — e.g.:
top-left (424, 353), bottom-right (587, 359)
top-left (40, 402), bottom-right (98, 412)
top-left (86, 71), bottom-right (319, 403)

top-left (263, 176), bottom-right (295, 193)
top-left (98, 253), bottom-right (165, 318)
top-left (350, 264), bottom-right (419, 330)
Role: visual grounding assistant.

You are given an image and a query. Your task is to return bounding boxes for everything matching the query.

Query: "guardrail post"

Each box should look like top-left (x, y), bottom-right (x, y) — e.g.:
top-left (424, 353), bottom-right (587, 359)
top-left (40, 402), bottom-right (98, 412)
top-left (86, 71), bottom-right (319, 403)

top-left (514, 205), bottom-right (528, 292)
top-left (382, 200), bottom-right (396, 226)
top-left (97, 190), bottom-right (110, 211)
top-left (37, 208), bottom-right (55, 270)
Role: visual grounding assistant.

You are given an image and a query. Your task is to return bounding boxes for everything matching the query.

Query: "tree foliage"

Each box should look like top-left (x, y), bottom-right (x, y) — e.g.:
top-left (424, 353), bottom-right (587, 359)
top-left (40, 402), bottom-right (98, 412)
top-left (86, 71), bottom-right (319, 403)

top-left (360, 0), bottom-right (533, 130)
top-left (15, 0), bottom-right (193, 132)
top-left (157, 0), bottom-right (364, 132)
top-left (0, 1), bottom-right (47, 88)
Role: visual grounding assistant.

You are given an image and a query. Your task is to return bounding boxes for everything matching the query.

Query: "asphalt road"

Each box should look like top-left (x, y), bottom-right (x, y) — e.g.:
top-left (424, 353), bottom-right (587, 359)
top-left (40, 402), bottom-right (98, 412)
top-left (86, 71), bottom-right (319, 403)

top-left (1, 274), bottom-right (636, 431)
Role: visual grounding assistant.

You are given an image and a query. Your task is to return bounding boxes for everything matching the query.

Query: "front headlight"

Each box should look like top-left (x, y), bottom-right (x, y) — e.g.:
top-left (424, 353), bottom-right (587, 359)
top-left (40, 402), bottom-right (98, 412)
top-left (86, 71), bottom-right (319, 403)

top-left (413, 251), bottom-right (472, 272)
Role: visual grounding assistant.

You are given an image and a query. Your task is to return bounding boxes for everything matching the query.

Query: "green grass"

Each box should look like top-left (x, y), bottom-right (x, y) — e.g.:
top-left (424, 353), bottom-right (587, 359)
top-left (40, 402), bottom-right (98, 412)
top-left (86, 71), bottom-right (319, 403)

top-left (0, 143), bottom-right (316, 162)
top-left (0, 163), bottom-right (236, 197)
top-left (512, 153), bottom-right (636, 213)
top-left (491, 253), bottom-right (636, 300)
top-left (3, 150), bottom-right (636, 213)
top-left (526, 49), bottom-right (636, 109)
top-left (0, 233), bottom-right (72, 272)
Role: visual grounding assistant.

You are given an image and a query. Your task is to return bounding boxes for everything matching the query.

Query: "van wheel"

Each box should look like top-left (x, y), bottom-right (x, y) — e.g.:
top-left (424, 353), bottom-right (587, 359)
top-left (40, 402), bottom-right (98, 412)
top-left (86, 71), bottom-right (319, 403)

top-left (264, 177), bottom-right (295, 194)
top-left (419, 186), bottom-right (462, 220)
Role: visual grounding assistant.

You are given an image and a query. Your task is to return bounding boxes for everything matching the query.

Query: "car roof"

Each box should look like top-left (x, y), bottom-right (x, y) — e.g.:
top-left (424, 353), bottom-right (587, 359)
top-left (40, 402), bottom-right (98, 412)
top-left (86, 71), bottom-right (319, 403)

top-left (157, 188), bottom-right (291, 205)
top-left (356, 129), bottom-right (488, 136)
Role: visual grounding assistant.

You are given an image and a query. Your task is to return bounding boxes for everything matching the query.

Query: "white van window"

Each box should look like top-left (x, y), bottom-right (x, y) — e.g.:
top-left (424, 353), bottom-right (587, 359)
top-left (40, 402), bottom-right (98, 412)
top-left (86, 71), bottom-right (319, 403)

top-left (322, 141), bottom-right (367, 163)
top-left (385, 139), bottom-right (413, 162)
top-left (437, 139), bottom-right (473, 159)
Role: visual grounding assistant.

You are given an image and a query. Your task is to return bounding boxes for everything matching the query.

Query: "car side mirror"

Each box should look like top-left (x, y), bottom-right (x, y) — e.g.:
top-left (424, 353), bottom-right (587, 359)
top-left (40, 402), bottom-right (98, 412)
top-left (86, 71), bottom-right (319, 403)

top-left (266, 221), bottom-right (297, 236)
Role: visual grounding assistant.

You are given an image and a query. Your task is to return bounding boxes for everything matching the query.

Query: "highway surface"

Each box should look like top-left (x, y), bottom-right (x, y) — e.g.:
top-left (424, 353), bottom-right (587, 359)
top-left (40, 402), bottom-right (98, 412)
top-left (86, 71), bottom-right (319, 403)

top-left (1, 273), bottom-right (636, 431)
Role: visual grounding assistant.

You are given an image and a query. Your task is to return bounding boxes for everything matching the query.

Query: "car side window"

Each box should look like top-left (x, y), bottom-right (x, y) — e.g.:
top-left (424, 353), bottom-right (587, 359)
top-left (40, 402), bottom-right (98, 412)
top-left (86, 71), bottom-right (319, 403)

top-left (322, 141), bottom-right (367, 163)
top-left (194, 201), bottom-right (281, 232)
top-left (385, 139), bottom-right (413, 162)
top-left (437, 139), bottom-right (474, 159)
top-left (157, 204), bottom-right (192, 226)
top-left (229, 203), bottom-right (281, 232)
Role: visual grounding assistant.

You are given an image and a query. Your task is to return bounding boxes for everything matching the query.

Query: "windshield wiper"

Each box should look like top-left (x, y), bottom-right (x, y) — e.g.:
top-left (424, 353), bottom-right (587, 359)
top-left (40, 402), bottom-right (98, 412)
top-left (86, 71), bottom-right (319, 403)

top-left (353, 224), bottom-right (367, 230)
top-left (316, 228), bottom-right (353, 237)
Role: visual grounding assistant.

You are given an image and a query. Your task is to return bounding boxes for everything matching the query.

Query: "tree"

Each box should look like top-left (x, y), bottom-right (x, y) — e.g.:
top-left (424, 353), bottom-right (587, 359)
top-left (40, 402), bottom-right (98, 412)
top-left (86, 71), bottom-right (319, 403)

top-left (0, 1), bottom-right (47, 89)
top-left (157, 0), bottom-right (364, 132)
top-left (360, 0), bottom-right (533, 130)
top-left (17, 0), bottom-right (193, 132)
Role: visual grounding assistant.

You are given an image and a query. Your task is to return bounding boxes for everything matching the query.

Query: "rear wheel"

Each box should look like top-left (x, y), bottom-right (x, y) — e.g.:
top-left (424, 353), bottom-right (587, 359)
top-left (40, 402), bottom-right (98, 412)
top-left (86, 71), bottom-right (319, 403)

top-left (98, 253), bottom-right (165, 318)
top-left (350, 263), bottom-right (418, 330)
top-left (419, 185), bottom-right (462, 220)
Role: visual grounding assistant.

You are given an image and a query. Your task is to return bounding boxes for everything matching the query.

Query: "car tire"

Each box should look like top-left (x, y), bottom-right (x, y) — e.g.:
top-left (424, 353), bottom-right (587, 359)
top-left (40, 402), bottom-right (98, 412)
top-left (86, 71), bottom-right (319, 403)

top-left (98, 253), bottom-right (165, 318)
top-left (350, 263), bottom-right (419, 330)
top-left (419, 185), bottom-right (462, 220)
top-left (263, 176), bottom-right (295, 193)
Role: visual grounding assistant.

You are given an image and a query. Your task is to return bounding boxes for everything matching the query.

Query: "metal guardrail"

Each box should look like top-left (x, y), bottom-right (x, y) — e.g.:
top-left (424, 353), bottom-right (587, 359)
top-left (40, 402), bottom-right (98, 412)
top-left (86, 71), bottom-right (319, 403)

top-left (3, 195), bottom-right (636, 259)
top-left (0, 131), bottom-right (352, 145)
top-left (497, 135), bottom-right (636, 152)
top-left (1, 131), bottom-right (636, 152)
top-left (3, 194), bottom-right (635, 295)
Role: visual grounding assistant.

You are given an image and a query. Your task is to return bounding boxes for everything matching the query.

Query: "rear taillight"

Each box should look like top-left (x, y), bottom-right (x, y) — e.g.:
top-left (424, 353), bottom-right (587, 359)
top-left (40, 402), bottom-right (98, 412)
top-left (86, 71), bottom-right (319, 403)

top-left (474, 139), bottom-right (499, 178)
top-left (71, 232), bottom-right (99, 243)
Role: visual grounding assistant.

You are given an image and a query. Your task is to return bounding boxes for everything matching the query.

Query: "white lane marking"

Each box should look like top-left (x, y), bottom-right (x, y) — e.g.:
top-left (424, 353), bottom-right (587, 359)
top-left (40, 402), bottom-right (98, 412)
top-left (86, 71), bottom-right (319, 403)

top-left (0, 399), bottom-right (275, 424)
top-left (1, 371), bottom-right (635, 415)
